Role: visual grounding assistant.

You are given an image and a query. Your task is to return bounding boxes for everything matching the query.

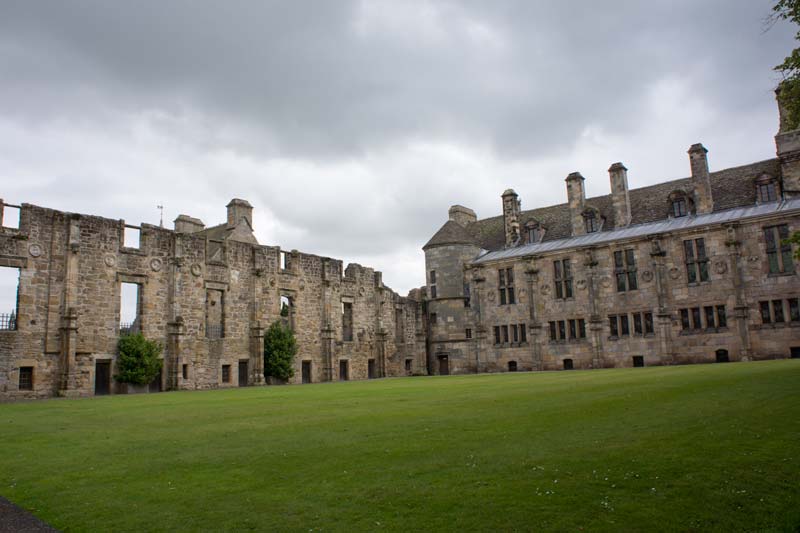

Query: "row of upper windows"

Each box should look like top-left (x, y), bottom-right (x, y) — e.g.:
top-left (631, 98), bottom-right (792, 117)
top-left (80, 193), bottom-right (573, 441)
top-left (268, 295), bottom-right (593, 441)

top-left (492, 224), bottom-right (794, 304)
top-left (759, 298), bottom-right (800, 324)
top-left (493, 323), bottom-right (527, 345)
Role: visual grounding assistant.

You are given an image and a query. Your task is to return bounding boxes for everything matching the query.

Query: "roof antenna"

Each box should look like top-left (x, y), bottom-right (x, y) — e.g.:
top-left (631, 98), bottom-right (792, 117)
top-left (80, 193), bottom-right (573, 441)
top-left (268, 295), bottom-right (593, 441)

top-left (157, 204), bottom-right (164, 228)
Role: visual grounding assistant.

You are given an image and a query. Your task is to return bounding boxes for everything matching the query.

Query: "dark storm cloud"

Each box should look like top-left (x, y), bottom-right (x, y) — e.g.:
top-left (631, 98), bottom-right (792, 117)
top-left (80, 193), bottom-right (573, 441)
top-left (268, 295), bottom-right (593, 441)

top-left (0, 0), bottom-right (795, 296)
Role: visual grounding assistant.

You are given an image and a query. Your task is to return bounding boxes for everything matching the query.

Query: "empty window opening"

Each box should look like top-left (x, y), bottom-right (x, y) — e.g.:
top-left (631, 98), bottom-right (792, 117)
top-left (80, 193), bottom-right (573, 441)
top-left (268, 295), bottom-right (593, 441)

top-left (206, 289), bottom-right (225, 339)
top-left (1, 203), bottom-right (20, 229)
top-left (222, 364), bottom-right (231, 383)
top-left (563, 359), bottom-right (574, 370)
top-left (342, 302), bottom-right (353, 341)
top-left (339, 360), bottom-right (349, 381)
top-left (405, 358), bottom-right (413, 374)
top-left (632, 356), bottom-right (644, 368)
top-left (466, 328), bottom-right (472, 339)
top-left (120, 282), bottom-right (141, 335)
top-left (0, 266), bottom-right (20, 331)
top-left (715, 349), bottom-right (730, 363)
top-left (182, 364), bottom-right (188, 380)
top-left (18, 366), bottom-right (33, 391)
top-left (280, 251), bottom-right (288, 270)
top-left (508, 361), bottom-right (518, 372)
top-left (123, 225), bottom-right (141, 249)
top-left (279, 295), bottom-right (294, 331)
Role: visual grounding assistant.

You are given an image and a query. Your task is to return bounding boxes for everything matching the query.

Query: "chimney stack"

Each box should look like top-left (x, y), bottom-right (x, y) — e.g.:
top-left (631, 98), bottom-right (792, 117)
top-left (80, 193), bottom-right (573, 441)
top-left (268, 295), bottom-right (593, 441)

top-left (688, 144), bottom-right (713, 214)
top-left (565, 172), bottom-right (586, 236)
top-left (501, 189), bottom-right (521, 247)
top-left (608, 162), bottom-right (631, 227)
top-left (174, 215), bottom-right (205, 234)
top-left (448, 205), bottom-right (477, 227)
top-left (226, 198), bottom-right (253, 227)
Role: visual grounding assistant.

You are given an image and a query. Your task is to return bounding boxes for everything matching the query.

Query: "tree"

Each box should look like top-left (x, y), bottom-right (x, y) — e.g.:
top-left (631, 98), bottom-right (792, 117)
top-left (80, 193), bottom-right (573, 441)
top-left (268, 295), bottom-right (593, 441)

top-left (263, 320), bottom-right (297, 382)
top-left (774, 0), bottom-right (800, 130)
top-left (115, 333), bottom-right (163, 385)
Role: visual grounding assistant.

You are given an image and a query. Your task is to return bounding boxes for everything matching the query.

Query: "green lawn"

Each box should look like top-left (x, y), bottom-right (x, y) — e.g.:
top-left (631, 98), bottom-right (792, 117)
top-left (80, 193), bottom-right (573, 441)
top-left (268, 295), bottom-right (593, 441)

top-left (2, 361), bottom-right (800, 532)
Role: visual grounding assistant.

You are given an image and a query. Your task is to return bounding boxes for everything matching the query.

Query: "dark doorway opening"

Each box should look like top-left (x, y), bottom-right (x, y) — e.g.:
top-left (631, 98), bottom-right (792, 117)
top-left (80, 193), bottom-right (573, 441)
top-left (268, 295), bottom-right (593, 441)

top-left (508, 361), bottom-right (518, 372)
top-left (563, 358), bottom-right (574, 370)
top-left (791, 347), bottom-right (800, 359)
top-left (95, 360), bottom-right (111, 395)
top-left (715, 349), bottom-right (730, 363)
top-left (339, 360), bottom-right (349, 381)
top-left (238, 360), bottom-right (248, 387)
top-left (632, 355), bottom-right (644, 368)
top-left (438, 355), bottom-right (449, 375)
top-left (368, 359), bottom-right (376, 379)
top-left (302, 361), bottom-right (312, 384)
top-left (148, 369), bottom-right (162, 392)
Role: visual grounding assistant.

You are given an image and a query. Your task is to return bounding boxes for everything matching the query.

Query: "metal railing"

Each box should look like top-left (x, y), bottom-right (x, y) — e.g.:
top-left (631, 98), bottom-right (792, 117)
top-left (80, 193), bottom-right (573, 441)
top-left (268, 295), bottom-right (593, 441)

top-left (0, 312), bottom-right (17, 331)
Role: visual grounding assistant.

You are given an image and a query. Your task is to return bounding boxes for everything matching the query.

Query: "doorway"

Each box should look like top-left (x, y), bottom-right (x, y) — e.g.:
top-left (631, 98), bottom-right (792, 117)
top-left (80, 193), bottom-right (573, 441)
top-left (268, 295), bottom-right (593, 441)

top-left (508, 361), bottom-right (518, 372)
top-left (563, 358), bottom-right (574, 370)
top-left (791, 347), bottom-right (800, 359)
top-left (238, 360), bottom-right (248, 387)
top-left (438, 355), bottom-right (449, 375)
top-left (368, 359), bottom-right (376, 379)
top-left (715, 349), bottom-right (730, 363)
top-left (339, 360), bottom-right (349, 381)
top-left (632, 355), bottom-right (644, 368)
top-left (95, 360), bottom-right (111, 395)
top-left (302, 361), bottom-right (312, 384)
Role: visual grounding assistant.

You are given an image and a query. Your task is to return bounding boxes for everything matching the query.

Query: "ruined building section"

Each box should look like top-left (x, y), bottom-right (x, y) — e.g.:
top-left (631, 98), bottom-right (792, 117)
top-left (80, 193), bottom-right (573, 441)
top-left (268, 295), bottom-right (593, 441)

top-left (424, 94), bottom-right (800, 374)
top-left (0, 199), bottom-right (426, 398)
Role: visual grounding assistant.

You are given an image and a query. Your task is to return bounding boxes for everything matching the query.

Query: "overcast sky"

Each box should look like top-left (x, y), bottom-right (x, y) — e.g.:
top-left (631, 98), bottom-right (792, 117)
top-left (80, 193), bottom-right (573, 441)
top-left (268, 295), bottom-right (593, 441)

top-left (0, 0), bottom-right (796, 310)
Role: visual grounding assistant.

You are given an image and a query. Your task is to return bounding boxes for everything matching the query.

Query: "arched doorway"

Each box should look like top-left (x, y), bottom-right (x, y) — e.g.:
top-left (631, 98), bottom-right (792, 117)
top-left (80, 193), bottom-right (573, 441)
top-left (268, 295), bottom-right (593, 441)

top-left (715, 349), bottom-right (729, 363)
top-left (563, 359), bottom-right (574, 370)
top-left (508, 361), bottom-right (517, 372)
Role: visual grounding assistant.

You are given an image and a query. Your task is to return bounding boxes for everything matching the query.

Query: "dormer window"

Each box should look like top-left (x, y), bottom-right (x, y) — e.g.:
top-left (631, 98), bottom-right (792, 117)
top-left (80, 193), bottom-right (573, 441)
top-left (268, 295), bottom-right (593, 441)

top-left (668, 191), bottom-right (693, 218)
top-left (756, 174), bottom-right (778, 203)
top-left (525, 221), bottom-right (544, 244)
top-left (672, 198), bottom-right (687, 217)
top-left (583, 210), bottom-right (600, 233)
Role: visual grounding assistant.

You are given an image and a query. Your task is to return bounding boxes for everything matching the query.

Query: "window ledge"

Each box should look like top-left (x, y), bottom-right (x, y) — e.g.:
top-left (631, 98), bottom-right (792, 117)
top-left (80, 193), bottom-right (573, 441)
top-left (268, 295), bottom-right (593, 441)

top-left (766, 271), bottom-right (796, 278)
top-left (120, 247), bottom-right (145, 256)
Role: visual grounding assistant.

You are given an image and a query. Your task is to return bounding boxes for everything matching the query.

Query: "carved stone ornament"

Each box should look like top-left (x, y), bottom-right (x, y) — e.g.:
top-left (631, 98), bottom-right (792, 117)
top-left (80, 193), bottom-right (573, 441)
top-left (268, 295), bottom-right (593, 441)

top-left (539, 284), bottom-right (551, 295)
top-left (714, 261), bottom-right (728, 275)
top-left (359, 287), bottom-right (365, 296)
top-left (641, 270), bottom-right (653, 283)
top-left (28, 243), bottom-right (42, 257)
top-left (191, 263), bottom-right (203, 277)
top-left (669, 267), bottom-right (681, 280)
top-left (600, 277), bottom-right (612, 289)
top-left (149, 258), bottom-right (163, 272)
top-left (299, 281), bottom-right (306, 291)
top-left (748, 256), bottom-right (759, 263)
top-left (269, 277), bottom-right (276, 287)
top-left (576, 279), bottom-right (587, 290)
top-left (334, 283), bottom-right (340, 292)
top-left (487, 290), bottom-right (496, 301)
top-left (518, 288), bottom-right (526, 297)
top-left (104, 255), bottom-right (116, 268)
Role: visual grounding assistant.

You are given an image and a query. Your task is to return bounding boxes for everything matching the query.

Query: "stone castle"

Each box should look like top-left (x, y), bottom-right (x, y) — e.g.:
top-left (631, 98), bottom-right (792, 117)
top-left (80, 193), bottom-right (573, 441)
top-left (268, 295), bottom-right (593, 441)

top-left (0, 92), bottom-right (798, 398)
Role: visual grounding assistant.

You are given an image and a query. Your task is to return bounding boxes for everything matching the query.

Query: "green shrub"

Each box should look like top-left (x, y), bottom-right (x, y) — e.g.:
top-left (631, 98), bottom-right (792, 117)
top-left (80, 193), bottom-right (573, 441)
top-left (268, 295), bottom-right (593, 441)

top-left (264, 321), bottom-right (297, 381)
top-left (115, 333), bottom-right (163, 385)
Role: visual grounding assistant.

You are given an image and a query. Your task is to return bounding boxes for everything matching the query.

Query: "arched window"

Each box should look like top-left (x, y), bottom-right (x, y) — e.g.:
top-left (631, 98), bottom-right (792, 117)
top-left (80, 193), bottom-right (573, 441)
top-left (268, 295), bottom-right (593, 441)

top-left (755, 174), bottom-right (779, 203)
top-left (668, 191), bottom-right (693, 218)
top-left (582, 209), bottom-right (602, 233)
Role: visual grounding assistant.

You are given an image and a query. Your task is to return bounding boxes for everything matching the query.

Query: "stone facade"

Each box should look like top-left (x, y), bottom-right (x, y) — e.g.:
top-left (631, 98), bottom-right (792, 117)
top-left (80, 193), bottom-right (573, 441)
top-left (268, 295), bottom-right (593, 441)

top-left (0, 200), bottom-right (426, 399)
top-left (424, 94), bottom-right (800, 375)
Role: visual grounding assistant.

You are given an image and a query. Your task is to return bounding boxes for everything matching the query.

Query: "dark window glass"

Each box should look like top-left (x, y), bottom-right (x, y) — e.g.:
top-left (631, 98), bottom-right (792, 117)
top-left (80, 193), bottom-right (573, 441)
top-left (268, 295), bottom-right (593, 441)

top-left (609, 316), bottom-right (618, 337)
top-left (681, 309), bottom-right (690, 330)
top-left (554, 259), bottom-right (572, 300)
top-left (644, 312), bottom-right (654, 334)
top-left (765, 225), bottom-right (794, 274)
top-left (620, 315), bottom-right (630, 336)
top-left (789, 298), bottom-right (800, 322)
top-left (499, 289), bottom-right (506, 305)
top-left (568, 319), bottom-right (577, 339)
top-left (430, 285), bottom-right (437, 299)
top-left (633, 313), bottom-right (642, 335)
top-left (429, 270), bottom-right (436, 284)
top-left (673, 198), bottom-right (687, 217)
top-left (760, 301), bottom-right (771, 323)
top-left (684, 239), bottom-right (709, 283)
top-left (519, 324), bottom-right (527, 342)
top-left (758, 182), bottom-right (777, 202)
top-left (507, 287), bottom-right (515, 305)
top-left (512, 324), bottom-right (519, 343)
top-left (691, 308), bottom-right (702, 330)
top-left (502, 325), bottom-right (509, 343)
top-left (549, 321), bottom-right (557, 341)
top-left (494, 326), bottom-right (501, 344)
top-left (466, 328), bottom-right (472, 339)
top-left (18, 367), bottom-right (33, 391)
top-left (498, 267), bottom-right (515, 305)
top-left (716, 306), bottom-right (727, 328)
top-left (585, 211), bottom-right (599, 233)
top-left (704, 306), bottom-right (715, 329)
top-left (773, 300), bottom-right (785, 323)
top-left (558, 320), bottom-right (566, 340)
top-left (464, 283), bottom-right (471, 307)
top-left (578, 319), bottom-right (586, 339)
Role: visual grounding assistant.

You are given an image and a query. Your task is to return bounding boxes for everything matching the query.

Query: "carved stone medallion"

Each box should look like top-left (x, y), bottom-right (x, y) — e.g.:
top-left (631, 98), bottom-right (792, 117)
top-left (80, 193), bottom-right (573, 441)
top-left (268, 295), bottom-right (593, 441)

top-left (28, 243), bottom-right (42, 257)
top-left (487, 290), bottom-right (496, 302)
top-left (641, 270), bottom-right (653, 283)
top-left (268, 277), bottom-right (276, 287)
top-left (714, 261), bottom-right (728, 275)
top-left (104, 255), bottom-right (116, 268)
top-left (669, 267), bottom-right (681, 280)
top-left (576, 279), bottom-right (587, 290)
top-left (149, 258), bottom-right (163, 272)
top-left (539, 284), bottom-right (551, 295)
top-left (359, 287), bottom-right (365, 296)
top-left (600, 277), bottom-right (612, 289)
top-left (191, 263), bottom-right (203, 277)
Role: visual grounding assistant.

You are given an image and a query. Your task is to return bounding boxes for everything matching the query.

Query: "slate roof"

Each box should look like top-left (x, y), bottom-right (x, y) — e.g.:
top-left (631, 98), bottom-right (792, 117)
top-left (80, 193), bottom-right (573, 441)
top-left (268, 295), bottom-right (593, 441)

top-left (424, 219), bottom-right (480, 250)
top-left (459, 158), bottom-right (781, 252)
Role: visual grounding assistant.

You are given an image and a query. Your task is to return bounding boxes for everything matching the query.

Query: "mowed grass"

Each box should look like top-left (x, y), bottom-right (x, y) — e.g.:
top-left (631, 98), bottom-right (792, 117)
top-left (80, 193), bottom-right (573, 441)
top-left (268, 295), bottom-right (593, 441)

top-left (1, 361), bottom-right (800, 532)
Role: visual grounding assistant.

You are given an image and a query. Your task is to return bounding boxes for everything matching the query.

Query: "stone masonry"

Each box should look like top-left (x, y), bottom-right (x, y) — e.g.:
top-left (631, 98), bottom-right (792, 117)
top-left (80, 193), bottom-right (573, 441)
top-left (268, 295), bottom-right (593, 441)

top-left (0, 199), bottom-right (426, 398)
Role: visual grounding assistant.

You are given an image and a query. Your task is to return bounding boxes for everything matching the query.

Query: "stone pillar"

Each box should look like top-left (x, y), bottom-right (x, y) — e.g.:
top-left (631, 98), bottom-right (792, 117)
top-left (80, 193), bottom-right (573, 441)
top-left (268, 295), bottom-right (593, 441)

top-left (565, 172), bottom-right (586, 236)
top-left (724, 224), bottom-right (752, 360)
top-left (249, 321), bottom-right (265, 384)
top-left (167, 317), bottom-right (185, 390)
top-left (584, 249), bottom-right (604, 369)
top-left (650, 238), bottom-right (674, 364)
top-left (471, 266), bottom-right (486, 373)
top-left (58, 307), bottom-right (82, 396)
top-left (689, 144), bottom-right (714, 214)
top-left (524, 260), bottom-right (543, 371)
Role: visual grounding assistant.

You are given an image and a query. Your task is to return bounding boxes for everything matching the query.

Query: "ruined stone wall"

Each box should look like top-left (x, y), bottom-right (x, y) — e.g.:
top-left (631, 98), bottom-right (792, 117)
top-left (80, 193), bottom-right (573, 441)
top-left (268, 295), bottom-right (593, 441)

top-left (0, 201), bottom-right (427, 399)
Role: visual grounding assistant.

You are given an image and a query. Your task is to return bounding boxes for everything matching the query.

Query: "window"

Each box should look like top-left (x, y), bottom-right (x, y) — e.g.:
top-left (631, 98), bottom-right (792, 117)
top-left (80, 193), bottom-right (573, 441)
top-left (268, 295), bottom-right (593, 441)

top-left (123, 225), bottom-right (141, 248)
top-left (546, 317), bottom-right (585, 342)
top-left (704, 306), bottom-right (715, 329)
top-left (584, 211), bottom-right (599, 233)
top-left (527, 224), bottom-right (543, 243)
top-left (1, 202), bottom-right (20, 229)
top-left (568, 319), bottom-right (577, 339)
top-left (578, 319), bottom-right (586, 338)
top-left (498, 267), bottom-right (515, 305)
top-left (558, 320), bottom-right (566, 340)
top-left (716, 306), bottom-right (727, 328)
top-left (18, 367), bottom-right (33, 391)
top-left (342, 302), bottom-right (353, 341)
top-left (429, 312), bottom-right (437, 325)
top-left (519, 324), bottom-right (527, 343)
top-left (633, 313), bottom-right (642, 335)
top-left (681, 309), bottom-right (691, 330)
top-left (773, 300), bottom-right (785, 323)
top-left (464, 283), bottom-right (471, 307)
top-left (182, 364), bottom-right (188, 380)
top-left (502, 325), bottom-right (509, 343)
top-left (549, 321), bottom-right (557, 341)
top-left (609, 316), bottom-right (619, 337)
top-left (280, 251), bottom-right (288, 270)
top-left (395, 308), bottom-right (404, 342)
top-left (0, 266), bottom-right (20, 331)
top-left (430, 285), bottom-right (437, 299)
top-left (691, 307), bottom-right (701, 329)
top-left (494, 326), bottom-right (501, 344)
top-left (760, 301), bottom-right (772, 323)
top-left (757, 179), bottom-right (778, 203)
top-left (679, 306), bottom-right (725, 331)
top-left (614, 249), bottom-right (638, 292)
top-left (672, 198), bottom-right (687, 218)
top-left (222, 365), bottom-right (231, 383)
top-left (121, 282), bottom-right (142, 335)
top-left (764, 225), bottom-right (794, 274)
top-left (644, 312), bottom-right (654, 334)
top-left (429, 270), bottom-right (437, 299)
top-left (280, 295), bottom-right (293, 331)
top-left (620, 315), bottom-right (630, 336)
top-left (554, 259), bottom-right (573, 300)
top-left (511, 324), bottom-right (519, 343)
top-left (405, 359), bottom-right (412, 373)
top-left (429, 270), bottom-right (436, 284)
top-left (466, 328), bottom-right (472, 339)
top-left (684, 238), bottom-right (710, 283)
top-left (790, 298), bottom-right (800, 322)
top-left (609, 314), bottom-right (631, 337)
